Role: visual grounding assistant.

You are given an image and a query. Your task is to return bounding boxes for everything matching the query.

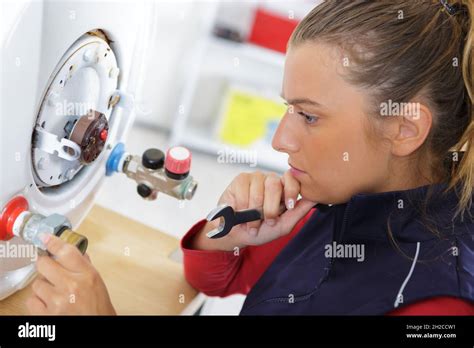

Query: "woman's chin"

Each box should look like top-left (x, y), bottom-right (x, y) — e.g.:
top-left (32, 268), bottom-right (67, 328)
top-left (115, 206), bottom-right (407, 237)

top-left (298, 187), bottom-right (320, 203)
top-left (299, 186), bottom-right (344, 206)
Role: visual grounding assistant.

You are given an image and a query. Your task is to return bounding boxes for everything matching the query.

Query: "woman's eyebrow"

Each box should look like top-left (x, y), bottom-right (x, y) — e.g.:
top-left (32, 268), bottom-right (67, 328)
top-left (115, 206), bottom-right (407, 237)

top-left (280, 94), bottom-right (323, 107)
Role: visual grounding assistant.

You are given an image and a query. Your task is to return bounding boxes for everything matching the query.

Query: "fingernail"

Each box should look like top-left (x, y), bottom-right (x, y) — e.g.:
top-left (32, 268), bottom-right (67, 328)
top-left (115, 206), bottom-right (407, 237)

top-left (249, 228), bottom-right (258, 236)
top-left (287, 199), bottom-right (295, 210)
top-left (266, 219), bottom-right (276, 226)
top-left (39, 233), bottom-right (51, 245)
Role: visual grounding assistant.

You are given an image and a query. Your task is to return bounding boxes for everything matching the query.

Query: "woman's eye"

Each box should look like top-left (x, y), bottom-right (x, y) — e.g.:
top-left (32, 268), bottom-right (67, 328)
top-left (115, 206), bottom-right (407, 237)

top-left (298, 111), bottom-right (318, 124)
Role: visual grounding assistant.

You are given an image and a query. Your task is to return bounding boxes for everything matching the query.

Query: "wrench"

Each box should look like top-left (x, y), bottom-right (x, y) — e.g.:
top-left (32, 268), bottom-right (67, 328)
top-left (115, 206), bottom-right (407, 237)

top-left (206, 202), bottom-right (287, 239)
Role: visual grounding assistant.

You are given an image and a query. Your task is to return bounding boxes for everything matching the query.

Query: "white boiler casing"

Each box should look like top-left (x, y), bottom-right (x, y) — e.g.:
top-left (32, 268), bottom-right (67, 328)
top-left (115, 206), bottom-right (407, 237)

top-left (0, 0), bottom-right (154, 300)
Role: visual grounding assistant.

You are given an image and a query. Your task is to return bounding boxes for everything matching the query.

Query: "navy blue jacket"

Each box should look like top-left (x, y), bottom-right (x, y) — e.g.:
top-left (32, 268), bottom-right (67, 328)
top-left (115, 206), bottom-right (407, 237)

top-left (240, 184), bottom-right (474, 315)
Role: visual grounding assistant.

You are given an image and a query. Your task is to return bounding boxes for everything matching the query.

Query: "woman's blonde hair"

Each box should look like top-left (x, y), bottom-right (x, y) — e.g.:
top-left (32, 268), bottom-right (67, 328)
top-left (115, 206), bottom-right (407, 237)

top-left (290, 0), bottom-right (474, 218)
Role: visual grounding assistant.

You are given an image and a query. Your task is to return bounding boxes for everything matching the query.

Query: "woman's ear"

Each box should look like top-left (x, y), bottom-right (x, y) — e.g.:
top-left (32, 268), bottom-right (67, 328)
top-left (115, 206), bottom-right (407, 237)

top-left (390, 103), bottom-right (432, 157)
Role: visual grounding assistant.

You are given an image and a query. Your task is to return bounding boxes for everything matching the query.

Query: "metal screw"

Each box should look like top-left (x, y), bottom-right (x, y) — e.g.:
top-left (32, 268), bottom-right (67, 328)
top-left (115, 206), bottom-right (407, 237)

top-left (65, 168), bottom-right (75, 180)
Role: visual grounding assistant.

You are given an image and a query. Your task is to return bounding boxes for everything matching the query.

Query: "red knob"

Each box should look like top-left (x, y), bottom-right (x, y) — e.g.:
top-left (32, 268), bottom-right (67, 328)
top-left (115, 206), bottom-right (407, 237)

top-left (100, 129), bottom-right (108, 141)
top-left (0, 196), bottom-right (29, 241)
top-left (165, 146), bottom-right (192, 175)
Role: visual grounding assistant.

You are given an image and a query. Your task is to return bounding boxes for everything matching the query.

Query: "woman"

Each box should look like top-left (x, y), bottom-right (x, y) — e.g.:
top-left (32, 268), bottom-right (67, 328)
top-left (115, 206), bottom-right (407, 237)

top-left (28, 0), bottom-right (474, 315)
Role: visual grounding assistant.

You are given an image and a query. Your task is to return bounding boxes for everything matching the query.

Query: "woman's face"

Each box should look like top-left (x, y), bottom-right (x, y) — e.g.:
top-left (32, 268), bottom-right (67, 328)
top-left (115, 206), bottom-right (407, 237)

top-left (272, 42), bottom-right (393, 204)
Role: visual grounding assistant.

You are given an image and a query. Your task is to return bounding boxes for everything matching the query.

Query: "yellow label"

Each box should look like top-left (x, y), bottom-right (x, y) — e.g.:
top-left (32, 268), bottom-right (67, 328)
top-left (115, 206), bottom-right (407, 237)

top-left (219, 90), bottom-right (285, 146)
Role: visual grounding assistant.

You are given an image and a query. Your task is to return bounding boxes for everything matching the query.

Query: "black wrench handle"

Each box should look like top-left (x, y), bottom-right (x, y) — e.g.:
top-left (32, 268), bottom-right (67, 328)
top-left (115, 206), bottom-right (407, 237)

top-left (233, 208), bottom-right (263, 225)
top-left (233, 203), bottom-right (287, 226)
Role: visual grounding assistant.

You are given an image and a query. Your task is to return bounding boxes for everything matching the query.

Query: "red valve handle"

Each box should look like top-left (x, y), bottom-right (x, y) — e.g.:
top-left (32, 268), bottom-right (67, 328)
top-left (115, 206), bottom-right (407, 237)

top-left (165, 146), bottom-right (192, 175)
top-left (0, 196), bottom-right (29, 241)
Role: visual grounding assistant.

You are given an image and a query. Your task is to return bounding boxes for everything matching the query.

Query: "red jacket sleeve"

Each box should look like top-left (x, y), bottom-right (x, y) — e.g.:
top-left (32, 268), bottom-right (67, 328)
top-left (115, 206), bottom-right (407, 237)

top-left (181, 209), bottom-right (315, 297)
top-left (181, 209), bottom-right (474, 315)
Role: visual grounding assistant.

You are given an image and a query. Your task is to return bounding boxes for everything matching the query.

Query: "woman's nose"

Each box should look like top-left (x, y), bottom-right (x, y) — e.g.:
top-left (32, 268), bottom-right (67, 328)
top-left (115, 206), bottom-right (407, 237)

top-left (272, 113), bottom-right (300, 154)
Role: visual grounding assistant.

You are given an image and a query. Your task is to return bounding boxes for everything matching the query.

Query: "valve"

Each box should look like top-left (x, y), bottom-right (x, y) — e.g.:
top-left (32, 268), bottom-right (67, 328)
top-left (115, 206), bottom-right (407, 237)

top-left (106, 143), bottom-right (198, 201)
top-left (0, 196), bottom-right (88, 254)
top-left (165, 147), bottom-right (191, 179)
top-left (142, 148), bottom-right (165, 170)
top-left (137, 183), bottom-right (153, 199)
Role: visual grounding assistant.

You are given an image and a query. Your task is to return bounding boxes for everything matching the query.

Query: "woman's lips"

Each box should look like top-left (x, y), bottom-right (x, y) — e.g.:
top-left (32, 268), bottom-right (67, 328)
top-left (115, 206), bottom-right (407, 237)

top-left (289, 162), bottom-right (306, 176)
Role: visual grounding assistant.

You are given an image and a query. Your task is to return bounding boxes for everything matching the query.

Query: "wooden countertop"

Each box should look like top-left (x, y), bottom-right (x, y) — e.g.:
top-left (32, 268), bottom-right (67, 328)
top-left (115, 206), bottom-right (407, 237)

top-left (0, 205), bottom-right (199, 315)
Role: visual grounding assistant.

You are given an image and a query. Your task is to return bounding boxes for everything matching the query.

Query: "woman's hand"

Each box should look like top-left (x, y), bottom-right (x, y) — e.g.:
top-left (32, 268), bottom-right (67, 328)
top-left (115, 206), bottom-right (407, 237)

top-left (193, 171), bottom-right (316, 251)
top-left (27, 234), bottom-right (116, 315)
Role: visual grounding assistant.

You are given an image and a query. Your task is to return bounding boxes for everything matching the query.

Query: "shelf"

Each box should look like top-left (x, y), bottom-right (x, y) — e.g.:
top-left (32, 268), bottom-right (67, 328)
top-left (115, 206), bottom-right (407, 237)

top-left (170, 3), bottom-right (288, 175)
top-left (208, 36), bottom-right (286, 68)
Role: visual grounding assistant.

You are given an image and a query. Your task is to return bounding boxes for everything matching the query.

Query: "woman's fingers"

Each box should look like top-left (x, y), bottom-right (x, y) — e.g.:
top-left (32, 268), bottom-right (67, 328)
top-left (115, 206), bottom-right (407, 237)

top-left (26, 295), bottom-right (47, 315)
top-left (263, 174), bottom-right (283, 223)
top-left (282, 170), bottom-right (300, 210)
top-left (41, 234), bottom-right (89, 272)
top-left (84, 253), bottom-right (92, 263)
top-left (219, 171), bottom-right (304, 244)
top-left (276, 199), bottom-right (316, 237)
top-left (31, 277), bottom-right (58, 308)
top-left (36, 254), bottom-right (69, 288)
top-left (231, 173), bottom-right (251, 210)
top-left (27, 239), bottom-right (116, 315)
top-left (210, 171), bottom-right (316, 247)
top-left (247, 172), bottom-right (265, 233)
